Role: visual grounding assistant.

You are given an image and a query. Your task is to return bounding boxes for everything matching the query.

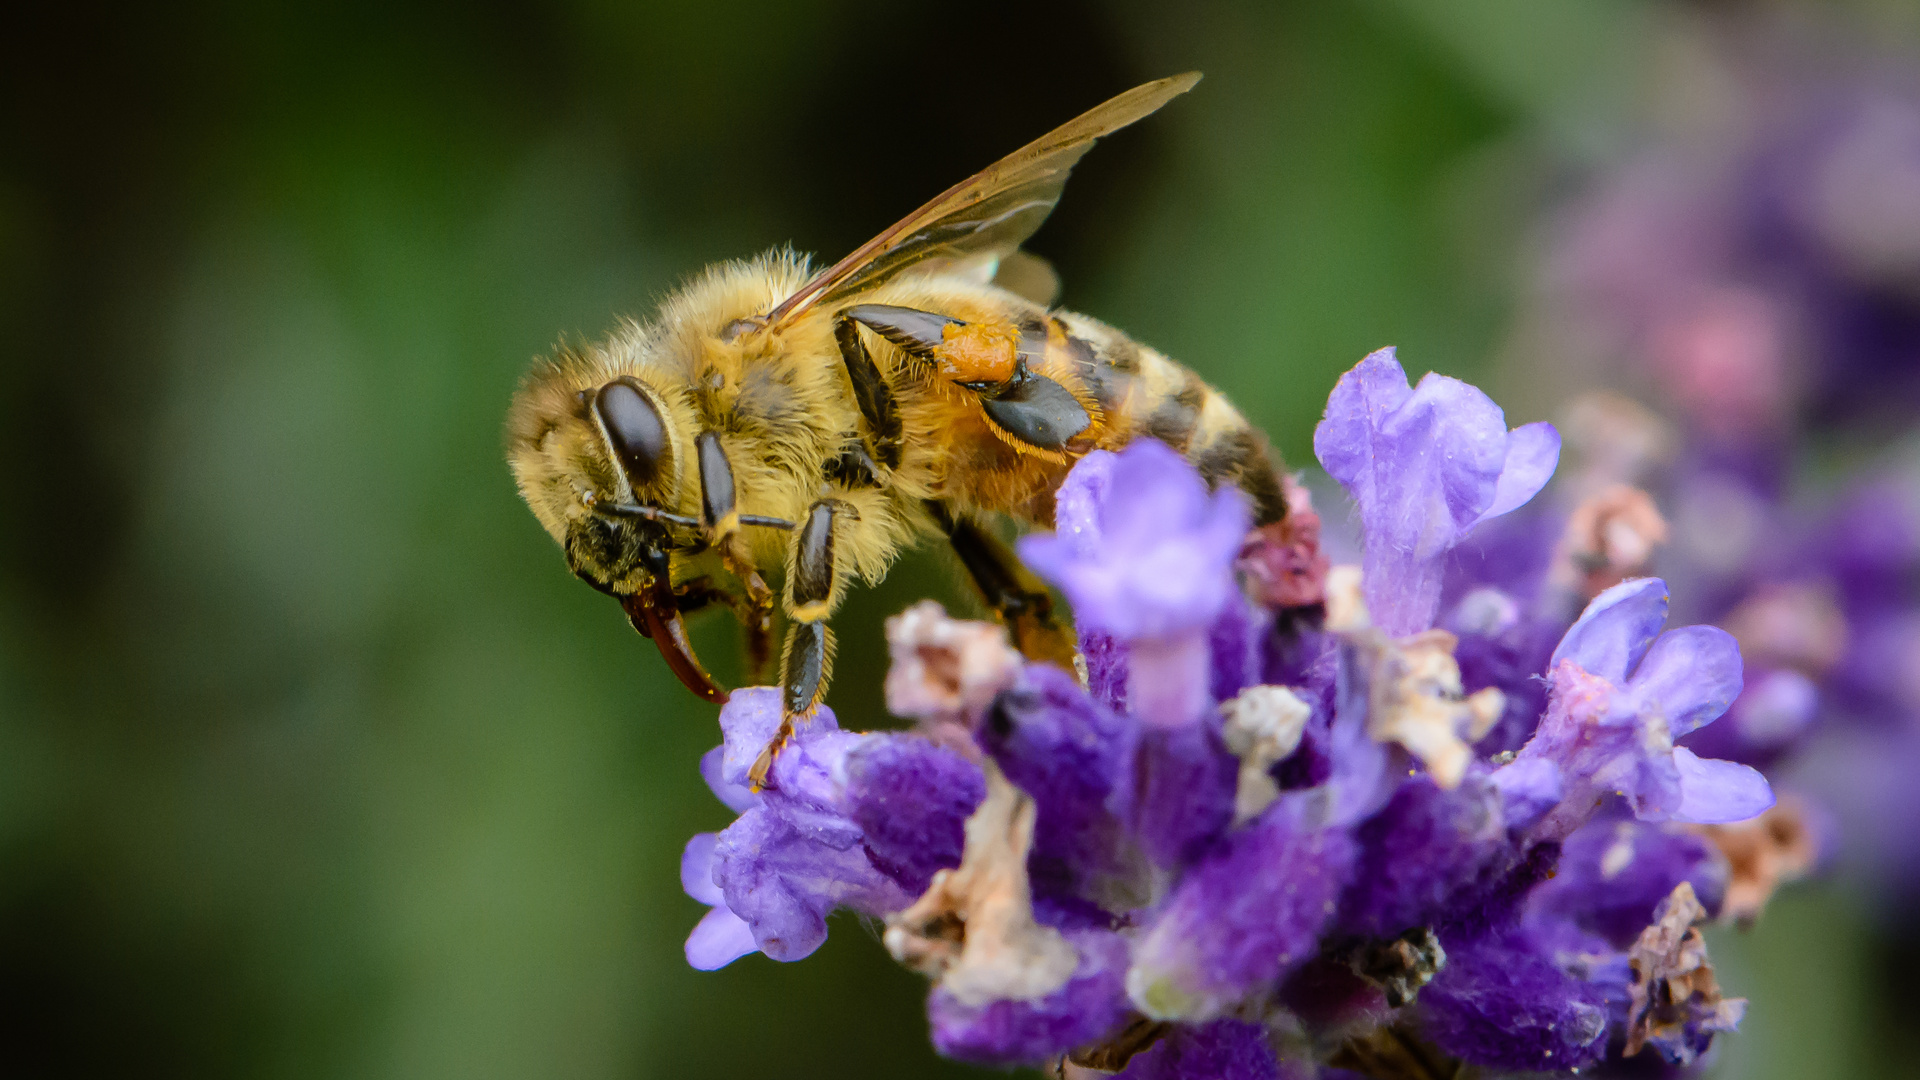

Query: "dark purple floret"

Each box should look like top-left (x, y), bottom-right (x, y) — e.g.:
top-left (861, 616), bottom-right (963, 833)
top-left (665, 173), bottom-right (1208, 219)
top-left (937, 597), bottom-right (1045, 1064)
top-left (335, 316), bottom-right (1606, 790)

top-left (1111, 720), bottom-right (1239, 869)
top-left (979, 663), bottom-right (1140, 911)
top-left (1418, 932), bottom-right (1609, 1072)
top-left (1082, 629), bottom-right (1129, 713)
top-left (1113, 1019), bottom-right (1284, 1080)
top-left (1336, 772), bottom-right (1521, 939)
top-left (1209, 593), bottom-right (1269, 702)
top-left (1435, 839), bottom-right (1564, 944)
top-left (843, 735), bottom-right (985, 896)
top-left (1128, 792), bottom-right (1357, 1020)
top-left (926, 929), bottom-right (1133, 1067)
top-left (1530, 816), bottom-right (1729, 948)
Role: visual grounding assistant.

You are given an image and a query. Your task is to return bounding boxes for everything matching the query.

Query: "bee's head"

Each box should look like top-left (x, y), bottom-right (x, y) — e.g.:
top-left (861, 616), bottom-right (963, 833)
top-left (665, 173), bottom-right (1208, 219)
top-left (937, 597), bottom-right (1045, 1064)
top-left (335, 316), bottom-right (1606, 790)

top-left (506, 343), bottom-right (693, 593)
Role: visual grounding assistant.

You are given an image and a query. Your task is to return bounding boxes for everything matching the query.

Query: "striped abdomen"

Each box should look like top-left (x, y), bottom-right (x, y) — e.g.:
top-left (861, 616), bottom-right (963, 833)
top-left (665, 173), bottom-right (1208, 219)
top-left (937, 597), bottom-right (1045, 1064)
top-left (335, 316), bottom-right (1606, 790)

top-left (1045, 311), bottom-right (1287, 525)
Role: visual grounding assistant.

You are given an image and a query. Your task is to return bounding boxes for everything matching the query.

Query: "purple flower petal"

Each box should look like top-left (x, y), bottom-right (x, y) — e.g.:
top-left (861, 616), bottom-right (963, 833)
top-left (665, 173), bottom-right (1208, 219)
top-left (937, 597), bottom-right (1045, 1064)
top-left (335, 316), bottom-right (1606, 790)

top-left (1418, 933), bottom-right (1609, 1072)
top-left (1314, 349), bottom-right (1558, 635)
top-left (843, 735), bottom-right (985, 896)
top-left (700, 744), bottom-right (760, 814)
top-left (1669, 747), bottom-right (1776, 824)
top-left (1488, 758), bottom-right (1562, 831)
top-left (1528, 816), bottom-right (1730, 947)
top-left (1021, 440), bottom-right (1250, 642)
top-left (715, 687), bottom-right (786, 789)
top-left (1111, 719), bottom-right (1238, 869)
top-left (1627, 625), bottom-right (1744, 738)
top-left (926, 929), bottom-right (1133, 1067)
top-left (680, 832), bottom-right (724, 906)
top-left (1113, 1019), bottom-right (1286, 1080)
top-left (713, 807), bottom-right (912, 962)
top-left (1337, 773), bottom-right (1519, 938)
top-left (684, 904), bottom-right (759, 971)
top-left (1549, 577), bottom-right (1669, 683)
top-left (1127, 793), bottom-right (1356, 1020)
top-left (1474, 421), bottom-right (1562, 525)
top-left (979, 664), bottom-right (1141, 914)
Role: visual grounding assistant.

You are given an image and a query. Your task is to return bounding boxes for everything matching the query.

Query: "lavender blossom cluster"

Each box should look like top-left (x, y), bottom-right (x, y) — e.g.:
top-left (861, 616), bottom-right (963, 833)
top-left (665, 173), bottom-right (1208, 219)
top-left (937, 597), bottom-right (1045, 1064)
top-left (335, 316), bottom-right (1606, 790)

top-left (675, 349), bottom-right (1788, 1078)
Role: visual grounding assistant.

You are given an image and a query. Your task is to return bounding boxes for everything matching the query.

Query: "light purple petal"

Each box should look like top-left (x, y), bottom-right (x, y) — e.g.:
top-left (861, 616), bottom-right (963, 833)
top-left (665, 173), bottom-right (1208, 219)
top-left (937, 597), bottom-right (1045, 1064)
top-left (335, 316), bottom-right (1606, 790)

top-left (1020, 441), bottom-right (1249, 641)
top-left (1474, 421), bottom-right (1561, 525)
top-left (680, 832), bottom-right (724, 906)
top-left (1488, 757), bottom-right (1563, 831)
top-left (1313, 347), bottom-right (1415, 491)
top-left (1550, 578), bottom-right (1670, 682)
top-left (1628, 626), bottom-right (1744, 738)
top-left (1668, 747), bottom-right (1776, 824)
top-left (1404, 371), bottom-right (1509, 525)
top-left (1050, 449), bottom-right (1118, 558)
top-left (717, 687), bottom-right (788, 789)
top-left (700, 745), bottom-right (760, 813)
top-left (1313, 349), bottom-right (1552, 636)
top-left (684, 905), bottom-right (759, 970)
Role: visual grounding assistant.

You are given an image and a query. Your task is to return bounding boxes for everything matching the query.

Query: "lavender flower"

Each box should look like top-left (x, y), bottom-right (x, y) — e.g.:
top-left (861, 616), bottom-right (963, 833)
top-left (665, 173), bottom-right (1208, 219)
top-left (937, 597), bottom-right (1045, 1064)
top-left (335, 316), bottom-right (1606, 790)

top-left (678, 689), bottom-right (981, 965)
top-left (1314, 347), bottom-right (1560, 637)
top-left (1510, 578), bottom-right (1774, 840)
top-left (669, 353), bottom-right (1779, 1077)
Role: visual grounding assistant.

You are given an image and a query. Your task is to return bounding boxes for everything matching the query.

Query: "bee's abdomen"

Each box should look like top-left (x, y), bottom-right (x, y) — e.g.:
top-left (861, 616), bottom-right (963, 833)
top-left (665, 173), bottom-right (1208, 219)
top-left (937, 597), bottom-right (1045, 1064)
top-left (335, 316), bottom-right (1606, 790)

top-left (1052, 313), bottom-right (1287, 525)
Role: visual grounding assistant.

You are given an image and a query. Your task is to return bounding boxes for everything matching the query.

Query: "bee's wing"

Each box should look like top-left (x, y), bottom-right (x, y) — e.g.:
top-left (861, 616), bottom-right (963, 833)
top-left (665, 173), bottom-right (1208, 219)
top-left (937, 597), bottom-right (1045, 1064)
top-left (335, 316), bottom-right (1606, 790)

top-left (763, 72), bottom-right (1200, 327)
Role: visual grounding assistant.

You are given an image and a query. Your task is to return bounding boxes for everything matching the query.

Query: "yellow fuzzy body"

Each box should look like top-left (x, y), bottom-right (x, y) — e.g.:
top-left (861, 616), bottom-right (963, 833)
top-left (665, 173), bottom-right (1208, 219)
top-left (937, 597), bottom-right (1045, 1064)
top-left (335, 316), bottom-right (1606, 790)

top-left (506, 247), bottom-right (1283, 683)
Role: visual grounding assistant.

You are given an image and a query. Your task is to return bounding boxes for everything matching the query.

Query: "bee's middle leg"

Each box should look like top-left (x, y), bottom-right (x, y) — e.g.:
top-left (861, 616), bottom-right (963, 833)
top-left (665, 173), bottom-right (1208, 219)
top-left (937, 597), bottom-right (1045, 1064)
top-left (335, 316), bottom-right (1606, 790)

top-left (750, 498), bottom-right (851, 788)
top-left (928, 501), bottom-right (1080, 673)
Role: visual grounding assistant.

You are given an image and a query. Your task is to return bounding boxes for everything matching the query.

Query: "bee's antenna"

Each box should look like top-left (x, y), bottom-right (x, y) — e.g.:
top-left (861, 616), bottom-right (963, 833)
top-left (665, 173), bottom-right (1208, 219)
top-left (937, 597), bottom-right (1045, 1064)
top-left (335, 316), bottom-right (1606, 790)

top-left (594, 502), bottom-right (703, 528)
top-left (737, 514), bottom-right (797, 530)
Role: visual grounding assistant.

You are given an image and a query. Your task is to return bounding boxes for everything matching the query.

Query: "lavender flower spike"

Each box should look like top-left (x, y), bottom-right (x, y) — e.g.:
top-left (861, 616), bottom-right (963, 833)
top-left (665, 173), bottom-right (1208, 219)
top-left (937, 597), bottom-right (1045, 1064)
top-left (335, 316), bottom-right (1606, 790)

top-left (1509, 578), bottom-right (1775, 839)
top-left (1021, 440), bottom-right (1250, 727)
top-left (1314, 348), bottom-right (1560, 636)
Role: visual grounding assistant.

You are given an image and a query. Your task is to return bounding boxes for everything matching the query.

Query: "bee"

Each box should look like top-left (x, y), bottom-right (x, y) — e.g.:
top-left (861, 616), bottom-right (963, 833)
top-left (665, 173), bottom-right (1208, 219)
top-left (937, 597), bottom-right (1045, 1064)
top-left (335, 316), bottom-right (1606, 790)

top-left (506, 72), bottom-right (1287, 780)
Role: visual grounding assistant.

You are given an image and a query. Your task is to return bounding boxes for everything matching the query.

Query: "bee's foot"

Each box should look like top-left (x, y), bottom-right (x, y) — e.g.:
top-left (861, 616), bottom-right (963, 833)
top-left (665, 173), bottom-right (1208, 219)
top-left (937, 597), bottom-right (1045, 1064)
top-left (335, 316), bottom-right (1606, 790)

top-left (746, 716), bottom-right (796, 791)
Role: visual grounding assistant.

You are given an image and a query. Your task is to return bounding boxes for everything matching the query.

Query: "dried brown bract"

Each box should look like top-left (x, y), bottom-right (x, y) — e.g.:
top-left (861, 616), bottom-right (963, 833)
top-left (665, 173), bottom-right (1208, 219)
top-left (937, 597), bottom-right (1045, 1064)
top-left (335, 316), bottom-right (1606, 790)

top-left (1221, 685), bottom-right (1311, 825)
top-left (885, 761), bottom-right (1079, 1006)
top-left (1624, 882), bottom-right (1747, 1062)
top-left (884, 601), bottom-right (1024, 735)
top-left (1550, 484), bottom-right (1670, 599)
top-left (1350, 927), bottom-right (1447, 1008)
top-left (1324, 568), bottom-right (1503, 789)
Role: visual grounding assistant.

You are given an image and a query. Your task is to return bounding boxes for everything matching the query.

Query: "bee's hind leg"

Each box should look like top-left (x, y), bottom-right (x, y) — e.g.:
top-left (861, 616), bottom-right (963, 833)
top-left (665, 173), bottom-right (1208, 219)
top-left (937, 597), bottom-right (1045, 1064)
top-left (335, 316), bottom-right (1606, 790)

top-left (749, 498), bottom-right (853, 789)
top-left (928, 501), bottom-right (1080, 673)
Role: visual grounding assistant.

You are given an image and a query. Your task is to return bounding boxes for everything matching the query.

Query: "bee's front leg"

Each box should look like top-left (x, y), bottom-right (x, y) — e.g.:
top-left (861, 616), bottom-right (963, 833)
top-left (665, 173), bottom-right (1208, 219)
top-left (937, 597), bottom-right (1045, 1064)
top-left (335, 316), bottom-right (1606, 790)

top-left (695, 430), bottom-right (778, 680)
top-left (750, 498), bottom-right (852, 789)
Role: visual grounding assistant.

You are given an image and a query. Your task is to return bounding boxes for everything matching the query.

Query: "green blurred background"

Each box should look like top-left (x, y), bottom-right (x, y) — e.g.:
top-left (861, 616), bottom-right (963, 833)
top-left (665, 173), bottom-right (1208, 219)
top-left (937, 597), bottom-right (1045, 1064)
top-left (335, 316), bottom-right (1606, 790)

top-left (1, 1), bottom-right (1912, 1077)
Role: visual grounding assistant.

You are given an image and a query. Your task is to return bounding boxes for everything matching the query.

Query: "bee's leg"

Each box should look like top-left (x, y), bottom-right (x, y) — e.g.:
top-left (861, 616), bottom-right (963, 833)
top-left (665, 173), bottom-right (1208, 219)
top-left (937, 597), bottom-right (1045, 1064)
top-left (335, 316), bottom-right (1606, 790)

top-left (928, 501), bottom-right (1080, 672)
top-left (751, 498), bottom-right (850, 788)
top-left (695, 430), bottom-right (779, 680)
top-left (832, 313), bottom-right (904, 470)
top-left (846, 304), bottom-right (1091, 453)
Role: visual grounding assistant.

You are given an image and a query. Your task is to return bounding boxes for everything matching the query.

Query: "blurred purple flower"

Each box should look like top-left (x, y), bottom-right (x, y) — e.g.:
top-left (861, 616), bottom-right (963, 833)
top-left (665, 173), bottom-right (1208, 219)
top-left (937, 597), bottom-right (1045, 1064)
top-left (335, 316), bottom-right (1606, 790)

top-left (1022, 440), bottom-right (1250, 727)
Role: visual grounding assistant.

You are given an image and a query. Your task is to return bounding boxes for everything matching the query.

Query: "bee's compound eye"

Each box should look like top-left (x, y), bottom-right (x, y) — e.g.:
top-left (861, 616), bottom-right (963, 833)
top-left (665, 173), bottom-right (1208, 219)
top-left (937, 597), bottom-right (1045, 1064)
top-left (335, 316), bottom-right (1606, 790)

top-left (593, 377), bottom-right (668, 489)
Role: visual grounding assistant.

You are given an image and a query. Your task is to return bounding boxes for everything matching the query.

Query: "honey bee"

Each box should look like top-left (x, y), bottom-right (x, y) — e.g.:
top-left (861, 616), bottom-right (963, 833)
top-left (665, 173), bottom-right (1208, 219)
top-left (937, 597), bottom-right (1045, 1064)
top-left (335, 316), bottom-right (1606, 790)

top-left (507, 72), bottom-right (1287, 779)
